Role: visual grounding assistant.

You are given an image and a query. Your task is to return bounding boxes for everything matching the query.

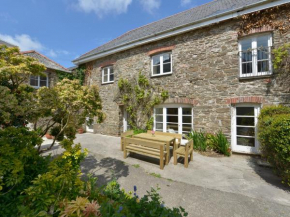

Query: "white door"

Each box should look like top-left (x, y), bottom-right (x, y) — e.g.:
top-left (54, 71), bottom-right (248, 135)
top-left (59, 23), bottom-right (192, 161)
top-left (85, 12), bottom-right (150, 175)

top-left (86, 117), bottom-right (94, 133)
top-left (123, 110), bottom-right (132, 132)
top-left (231, 105), bottom-right (260, 154)
top-left (154, 104), bottom-right (193, 144)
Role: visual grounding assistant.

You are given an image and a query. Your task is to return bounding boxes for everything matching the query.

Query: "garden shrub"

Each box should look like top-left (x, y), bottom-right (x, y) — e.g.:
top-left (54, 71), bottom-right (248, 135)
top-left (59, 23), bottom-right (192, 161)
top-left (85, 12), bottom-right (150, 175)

top-left (187, 130), bottom-right (207, 151)
top-left (0, 127), bottom-right (50, 217)
top-left (258, 105), bottom-right (290, 186)
top-left (187, 130), bottom-right (230, 156)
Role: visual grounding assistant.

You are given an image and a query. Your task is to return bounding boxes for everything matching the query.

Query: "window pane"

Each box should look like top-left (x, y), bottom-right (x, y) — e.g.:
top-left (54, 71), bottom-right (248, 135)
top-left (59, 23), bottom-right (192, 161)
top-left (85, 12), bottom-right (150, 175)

top-left (242, 63), bottom-right (252, 74)
top-left (182, 124), bottom-right (192, 132)
top-left (103, 74), bottom-right (108, 82)
top-left (242, 51), bottom-right (252, 62)
top-left (257, 36), bottom-right (268, 49)
top-left (237, 117), bottom-right (255, 126)
top-left (167, 108), bottom-right (178, 115)
top-left (155, 108), bottom-right (163, 115)
top-left (155, 115), bottom-right (163, 122)
top-left (30, 76), bottom-right (38, 86)
top-left (167, 116), bottom-right (178, 123)
top-left (258, 60), bottom-right (269, 72)
top-left (153, 56), bottom-right (160, 65)
top-left (167, 124), bottom-right (178, 133)
top-left (163, 53), bottom-right (171, 63)
top-left (153, 65), bottom-right (160, 75)
top-left (236, 107), bottom-right (254, 116)
top-left (237, 137), bottom-right (255, 147)
top-left (182, 116), bottom-right (192, 124)
top-left (183, 108), bottom-right (192, 115)
top-left (109, 73), bottom-right (114, 81)
top-left (40, 80), bottom-right (47, 87)
top-left (237, 127), bottom-right (255, 136)
top-left (156, 123), bottom-right (163, 130)
top-left (241, 39), bottom-right (252, 52)
top-left (163, 63), bottom-right (171, 73)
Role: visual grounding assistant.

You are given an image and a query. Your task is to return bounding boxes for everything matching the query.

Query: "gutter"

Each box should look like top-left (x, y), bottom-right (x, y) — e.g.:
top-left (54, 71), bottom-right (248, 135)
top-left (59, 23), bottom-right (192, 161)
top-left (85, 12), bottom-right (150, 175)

top-left (73, 0), bottom-right (287, 65)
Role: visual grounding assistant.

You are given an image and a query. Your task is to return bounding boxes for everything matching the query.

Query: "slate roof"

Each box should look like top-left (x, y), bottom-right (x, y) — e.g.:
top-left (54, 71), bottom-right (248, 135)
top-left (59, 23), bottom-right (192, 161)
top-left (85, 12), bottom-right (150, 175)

top-left (74, 0), bottom-right (270, 62)
top-left (22, 50), bottom-right (70, 73)
top-left (0, 39), bottom-right (16, 47)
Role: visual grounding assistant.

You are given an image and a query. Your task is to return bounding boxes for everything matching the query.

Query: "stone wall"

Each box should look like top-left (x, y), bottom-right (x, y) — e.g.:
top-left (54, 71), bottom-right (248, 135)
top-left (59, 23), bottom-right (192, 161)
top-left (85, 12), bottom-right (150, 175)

top-left (87, 18), bottom-right (290, 138)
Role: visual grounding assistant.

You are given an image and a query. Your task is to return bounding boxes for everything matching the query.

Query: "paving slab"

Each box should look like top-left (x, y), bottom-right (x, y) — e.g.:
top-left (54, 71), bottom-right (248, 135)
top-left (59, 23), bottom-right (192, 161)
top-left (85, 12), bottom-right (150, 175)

top-left (44, 133), bottom-right (290, 217)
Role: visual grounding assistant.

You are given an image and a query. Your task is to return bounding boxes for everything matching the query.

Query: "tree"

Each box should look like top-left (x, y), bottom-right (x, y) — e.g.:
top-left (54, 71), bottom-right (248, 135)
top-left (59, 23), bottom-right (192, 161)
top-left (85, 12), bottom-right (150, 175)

top-left (0, 45), bottom-right (104, 153)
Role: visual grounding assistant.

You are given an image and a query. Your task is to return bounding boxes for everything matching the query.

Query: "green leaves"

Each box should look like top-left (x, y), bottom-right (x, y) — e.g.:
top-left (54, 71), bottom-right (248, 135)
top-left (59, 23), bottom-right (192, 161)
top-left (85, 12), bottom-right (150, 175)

top-left (258, 105), bottom-right (290, 186)
top-left (116, 72), bottom-right (168, 130)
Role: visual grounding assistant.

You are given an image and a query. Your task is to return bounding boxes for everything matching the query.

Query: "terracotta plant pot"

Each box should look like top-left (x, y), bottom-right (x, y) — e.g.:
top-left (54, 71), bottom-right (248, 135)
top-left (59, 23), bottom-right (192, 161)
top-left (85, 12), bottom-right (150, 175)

top-left (45, 133), bottom-right (53, 139)
top-left (77, 128), bottom-right (84, 134)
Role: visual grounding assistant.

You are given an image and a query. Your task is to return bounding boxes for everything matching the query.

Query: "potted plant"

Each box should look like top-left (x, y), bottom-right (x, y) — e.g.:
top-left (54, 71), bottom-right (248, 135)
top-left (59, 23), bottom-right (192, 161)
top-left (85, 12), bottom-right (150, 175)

top-left (45, 133), bottom-right (53, 139)
top-left (77, 127), bottom-right (84, 134)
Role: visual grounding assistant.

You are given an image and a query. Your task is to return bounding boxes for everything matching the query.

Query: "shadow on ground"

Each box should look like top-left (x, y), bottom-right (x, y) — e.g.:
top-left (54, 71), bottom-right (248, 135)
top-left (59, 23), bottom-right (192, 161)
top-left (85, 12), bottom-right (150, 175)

top-left (81, 155), bottom-right (129, 186)
top-left (247, 157), bottom-right (290, 192)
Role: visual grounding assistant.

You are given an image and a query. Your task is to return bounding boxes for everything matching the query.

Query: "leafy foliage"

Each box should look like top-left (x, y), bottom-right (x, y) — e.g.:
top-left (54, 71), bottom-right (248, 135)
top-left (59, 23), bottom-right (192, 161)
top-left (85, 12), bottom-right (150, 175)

top-left (187, 130), bottom-right (230, 156)
top-left (57, 66), bottom-right (86, 86)
top-left (116, 72), bottom-right (169, 130)
top-left (238, 4), bottom-right (290, 35)
top-left (258, 105), bottom-right (290, 186)
top-left (0, 127), bottom-right (50, 217)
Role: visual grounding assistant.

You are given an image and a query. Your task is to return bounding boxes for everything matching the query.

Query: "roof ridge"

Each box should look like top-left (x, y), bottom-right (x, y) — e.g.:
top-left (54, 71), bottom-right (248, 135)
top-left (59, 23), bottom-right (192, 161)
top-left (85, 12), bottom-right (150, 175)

top-left (21, 50), bottom-right (70, 72)
top-left (79, 0), bottom-right (218, 59)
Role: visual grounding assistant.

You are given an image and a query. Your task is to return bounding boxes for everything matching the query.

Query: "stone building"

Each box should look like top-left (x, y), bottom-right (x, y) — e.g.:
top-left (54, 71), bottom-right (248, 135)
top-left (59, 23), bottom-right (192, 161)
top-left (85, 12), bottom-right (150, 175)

top-left (21, 50), bottom-right (70, 88)
top-left (73, 0), bottom-right (290, 154)
top-left (0, 39), bottom-right (70, 88)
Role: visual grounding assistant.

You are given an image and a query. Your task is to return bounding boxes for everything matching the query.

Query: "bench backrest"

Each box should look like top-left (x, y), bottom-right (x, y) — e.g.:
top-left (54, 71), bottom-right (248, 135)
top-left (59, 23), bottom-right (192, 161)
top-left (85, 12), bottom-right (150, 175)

top-left (185, 139), bottom-right (193, 153)
top-left (147, 130), bottom-right (182, 142)
top-left (124, 137), bottom-right (165, 150)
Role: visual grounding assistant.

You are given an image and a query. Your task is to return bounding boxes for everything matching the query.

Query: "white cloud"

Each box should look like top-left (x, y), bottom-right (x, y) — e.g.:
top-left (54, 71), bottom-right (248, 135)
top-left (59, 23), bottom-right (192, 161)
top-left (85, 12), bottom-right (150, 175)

top-left (0, 33), bottom-right (71, 59)
top-left (76, 0), bottom-right (133, 18)
top-left (0, 33), bottom-right (44, 51)
top-left (139, 0), bottom-right (160, 13)
top-left (181, 0), bottom-right (191, 6)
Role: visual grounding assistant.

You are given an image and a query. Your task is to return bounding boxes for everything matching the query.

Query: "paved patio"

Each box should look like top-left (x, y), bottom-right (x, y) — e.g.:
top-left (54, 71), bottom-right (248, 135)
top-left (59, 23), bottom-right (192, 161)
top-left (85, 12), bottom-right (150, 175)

top-left (44, 133), bottom-right (290, 217)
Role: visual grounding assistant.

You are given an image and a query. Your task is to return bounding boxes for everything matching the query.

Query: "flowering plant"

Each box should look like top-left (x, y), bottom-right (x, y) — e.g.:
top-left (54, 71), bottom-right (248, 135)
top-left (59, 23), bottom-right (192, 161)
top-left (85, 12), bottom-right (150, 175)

top-left (151, 130), bottom-right (155, 136)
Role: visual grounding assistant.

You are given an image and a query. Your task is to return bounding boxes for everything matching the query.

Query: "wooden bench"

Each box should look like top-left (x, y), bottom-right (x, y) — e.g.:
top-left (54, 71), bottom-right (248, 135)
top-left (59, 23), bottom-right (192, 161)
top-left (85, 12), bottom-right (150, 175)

top-left (123, 137), bottom-right (167, 169)
top-left (147, 130), bottom-right (182, 150)
top-left (120, 130), bottom-right (134, 151)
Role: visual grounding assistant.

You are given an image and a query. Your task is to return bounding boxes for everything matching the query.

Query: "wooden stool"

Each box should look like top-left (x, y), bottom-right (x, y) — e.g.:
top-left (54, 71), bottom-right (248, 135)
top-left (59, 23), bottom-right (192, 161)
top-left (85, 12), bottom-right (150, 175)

top-left (173, 139), bottom-right (193, 168)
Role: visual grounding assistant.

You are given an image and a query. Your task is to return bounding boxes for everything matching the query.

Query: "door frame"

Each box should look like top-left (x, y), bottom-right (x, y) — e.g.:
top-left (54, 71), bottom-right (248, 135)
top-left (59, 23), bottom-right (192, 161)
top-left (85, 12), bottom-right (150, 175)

top-left (85, 117), bottom-right (94, 133)
top-left (231, 104), bottom-right (260, 154)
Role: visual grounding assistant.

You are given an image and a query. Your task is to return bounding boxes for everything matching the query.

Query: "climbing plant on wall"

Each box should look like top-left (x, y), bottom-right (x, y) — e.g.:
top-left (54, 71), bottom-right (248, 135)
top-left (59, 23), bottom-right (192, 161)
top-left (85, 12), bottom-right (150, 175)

top-left (238, 4), bottom-right (290, 36)
top-left (116, 72), bottom-right (169, 130)
top-left (57, 66), bottom-right (86, 85)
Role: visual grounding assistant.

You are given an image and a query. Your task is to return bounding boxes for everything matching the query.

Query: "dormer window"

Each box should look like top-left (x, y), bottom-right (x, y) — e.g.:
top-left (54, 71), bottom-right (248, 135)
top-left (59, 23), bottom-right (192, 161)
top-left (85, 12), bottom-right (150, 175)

top-left (102, 66), bottom-right (114, 84)
top-left (151, 52), bottom-right (172, 77)
top-left (30, 74), bottom-right (48, 88)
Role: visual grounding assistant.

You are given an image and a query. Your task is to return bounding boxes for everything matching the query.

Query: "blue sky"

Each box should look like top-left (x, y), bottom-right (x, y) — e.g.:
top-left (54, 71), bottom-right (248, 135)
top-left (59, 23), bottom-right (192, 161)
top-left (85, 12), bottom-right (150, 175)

top-left (0, 0), bottom-right (211, 68)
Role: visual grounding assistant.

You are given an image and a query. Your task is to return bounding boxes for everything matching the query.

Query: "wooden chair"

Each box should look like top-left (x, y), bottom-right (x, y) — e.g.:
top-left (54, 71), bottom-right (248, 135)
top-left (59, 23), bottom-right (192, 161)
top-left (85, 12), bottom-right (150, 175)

top-left (173, 139), bottom-right (193, 168)
top-left (120, 130), bottom-right (134, 151)
top-left (147, 130), bottom-right (182, 150)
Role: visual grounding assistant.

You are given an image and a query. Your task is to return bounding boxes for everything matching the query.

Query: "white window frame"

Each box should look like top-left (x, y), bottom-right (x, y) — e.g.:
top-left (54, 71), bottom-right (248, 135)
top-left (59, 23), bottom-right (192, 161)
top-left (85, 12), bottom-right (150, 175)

top-left (153, 104), bottom-right (193, 144)
top-left (151, 52), bottom-right (172, 77)
top-left (231, 104), bottom-right (260, 154)
top-left (29, 73), bottom-right (49, 89)
top-left (239, 34), bottom-right (272, 78)
top-left (102, 66), bottom-right (114, 84)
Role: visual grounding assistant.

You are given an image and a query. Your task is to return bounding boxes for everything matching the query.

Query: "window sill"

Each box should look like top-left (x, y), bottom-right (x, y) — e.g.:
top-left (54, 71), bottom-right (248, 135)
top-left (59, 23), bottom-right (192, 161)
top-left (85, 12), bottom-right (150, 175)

top-left (101, 81), bottom-right (114, 85)
top-left (151, 72), bottom-right (172, 78)
top-left (239, 74), bottom-right (272, 81)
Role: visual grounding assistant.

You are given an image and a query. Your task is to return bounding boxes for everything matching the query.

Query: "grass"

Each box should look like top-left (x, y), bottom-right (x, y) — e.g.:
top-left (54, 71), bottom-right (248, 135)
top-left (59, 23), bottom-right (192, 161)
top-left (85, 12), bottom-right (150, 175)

top-left (132, 164), bottom-right (140, 168)
top-left (149, 173), bottom-right (162, 178)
